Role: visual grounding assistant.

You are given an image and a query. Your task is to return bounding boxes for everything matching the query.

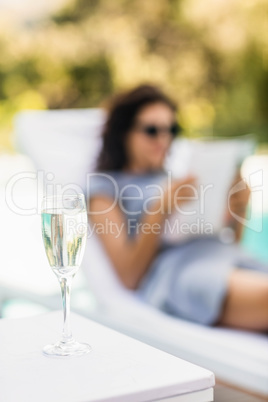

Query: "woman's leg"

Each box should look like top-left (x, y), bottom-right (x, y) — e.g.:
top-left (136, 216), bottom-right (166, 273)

top-left (216, 269), bottom-right (268, 331)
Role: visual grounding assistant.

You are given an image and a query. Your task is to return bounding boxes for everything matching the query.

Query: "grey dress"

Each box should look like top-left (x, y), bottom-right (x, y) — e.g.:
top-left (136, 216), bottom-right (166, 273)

top-left (87, 170), bottom-right (268, 326)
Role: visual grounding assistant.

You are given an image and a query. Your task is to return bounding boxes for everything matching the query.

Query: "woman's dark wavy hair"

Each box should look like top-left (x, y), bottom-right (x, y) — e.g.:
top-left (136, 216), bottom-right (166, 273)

top-left (96, 84), bottom-right (178, 171)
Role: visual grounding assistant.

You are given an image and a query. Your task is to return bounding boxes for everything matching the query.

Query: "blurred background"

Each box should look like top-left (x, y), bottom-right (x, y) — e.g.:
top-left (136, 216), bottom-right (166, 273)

top-left (0, 0), bottom-right (268, 151)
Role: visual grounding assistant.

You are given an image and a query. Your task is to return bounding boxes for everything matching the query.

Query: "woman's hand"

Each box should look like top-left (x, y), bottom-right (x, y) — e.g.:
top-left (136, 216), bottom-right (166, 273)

top-left (227, 171), bottom-right (251, 241)
top-left (161, 175), bottom-right (197, 214)
top-left (228, 171), bottom-right (250, 219)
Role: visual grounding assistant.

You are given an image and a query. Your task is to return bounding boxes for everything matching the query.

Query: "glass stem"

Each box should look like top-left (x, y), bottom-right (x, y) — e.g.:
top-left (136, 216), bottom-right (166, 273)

top-left (59, 276), bottom-right (74, 344)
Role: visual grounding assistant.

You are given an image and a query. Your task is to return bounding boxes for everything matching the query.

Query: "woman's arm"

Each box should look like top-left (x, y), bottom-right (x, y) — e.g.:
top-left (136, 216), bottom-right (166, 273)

top-left (88, 176), bottom-right (196, 290)
top-left (89, 196), bottom-right (165, 289)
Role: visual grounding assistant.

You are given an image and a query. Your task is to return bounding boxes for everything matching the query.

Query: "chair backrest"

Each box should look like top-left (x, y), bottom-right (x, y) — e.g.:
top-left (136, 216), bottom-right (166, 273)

top-left (13, 109), bottom-right (127, 301)
top-left (14, 109), bottom-right (105, 194)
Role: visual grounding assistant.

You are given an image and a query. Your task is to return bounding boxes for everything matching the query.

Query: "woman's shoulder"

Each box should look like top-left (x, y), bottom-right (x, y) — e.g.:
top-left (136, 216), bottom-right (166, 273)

top-left (87, 170), bottom-right (119, 200)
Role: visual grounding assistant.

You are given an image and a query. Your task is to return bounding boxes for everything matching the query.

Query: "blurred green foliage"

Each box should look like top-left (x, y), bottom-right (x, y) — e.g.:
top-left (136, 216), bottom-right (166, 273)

top-left (0, 0), bottom-right (267, 150)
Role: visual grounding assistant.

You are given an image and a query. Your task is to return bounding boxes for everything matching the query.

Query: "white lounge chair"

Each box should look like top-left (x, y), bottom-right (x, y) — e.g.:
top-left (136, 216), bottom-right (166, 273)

top-left (4, 109), bottom-right (267, 398)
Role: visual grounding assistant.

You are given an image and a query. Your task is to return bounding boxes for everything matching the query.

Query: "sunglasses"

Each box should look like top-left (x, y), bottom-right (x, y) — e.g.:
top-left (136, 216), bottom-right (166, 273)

top-left (136, 122), bottom-right (181, 138)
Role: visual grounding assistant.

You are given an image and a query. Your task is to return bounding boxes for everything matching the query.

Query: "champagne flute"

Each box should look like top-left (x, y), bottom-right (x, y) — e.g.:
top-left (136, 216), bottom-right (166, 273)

top-left (41, 193), bottom-right (91, 357)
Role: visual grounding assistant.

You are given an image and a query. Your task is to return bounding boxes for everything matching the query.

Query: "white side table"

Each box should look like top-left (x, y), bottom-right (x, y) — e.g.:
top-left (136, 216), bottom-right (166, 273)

top-left (0, 311), bottom-right (214, 401)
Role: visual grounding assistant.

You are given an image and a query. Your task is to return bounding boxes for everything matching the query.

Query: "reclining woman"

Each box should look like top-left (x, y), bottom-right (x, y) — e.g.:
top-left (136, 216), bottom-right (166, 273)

top-left (88, 84), bottom-right (268, 331)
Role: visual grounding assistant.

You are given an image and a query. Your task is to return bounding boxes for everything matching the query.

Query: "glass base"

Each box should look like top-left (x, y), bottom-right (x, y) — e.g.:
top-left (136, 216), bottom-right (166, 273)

top-left (43, 339), bottom-right (92, 357)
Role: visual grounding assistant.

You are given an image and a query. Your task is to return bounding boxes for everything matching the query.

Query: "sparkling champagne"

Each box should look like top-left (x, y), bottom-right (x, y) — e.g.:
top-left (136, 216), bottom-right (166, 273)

top-left (41, 194), bottom-right (91, 357)
top-left (42, 208), bottom-right (87, 277)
